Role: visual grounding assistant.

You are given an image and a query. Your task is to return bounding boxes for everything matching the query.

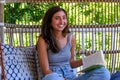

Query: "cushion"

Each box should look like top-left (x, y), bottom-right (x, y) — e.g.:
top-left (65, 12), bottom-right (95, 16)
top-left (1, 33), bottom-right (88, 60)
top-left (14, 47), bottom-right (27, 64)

top-left (1, 43), bottom-right (38, 80)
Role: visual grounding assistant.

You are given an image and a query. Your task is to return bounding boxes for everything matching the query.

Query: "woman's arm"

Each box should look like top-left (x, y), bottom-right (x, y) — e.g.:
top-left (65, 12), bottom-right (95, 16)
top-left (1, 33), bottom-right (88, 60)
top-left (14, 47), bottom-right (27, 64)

top-left (37, 37), bottom-right (66, 80)
top-left (37, 36), bottom-right (52, 75)
top-left (70, 35), bottom-right (83, 68)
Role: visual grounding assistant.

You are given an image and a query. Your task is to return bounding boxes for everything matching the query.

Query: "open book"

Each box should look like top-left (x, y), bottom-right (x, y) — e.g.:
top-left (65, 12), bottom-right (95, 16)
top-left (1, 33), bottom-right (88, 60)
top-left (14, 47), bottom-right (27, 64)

top-left (81, 50), bottom-right (106, 73)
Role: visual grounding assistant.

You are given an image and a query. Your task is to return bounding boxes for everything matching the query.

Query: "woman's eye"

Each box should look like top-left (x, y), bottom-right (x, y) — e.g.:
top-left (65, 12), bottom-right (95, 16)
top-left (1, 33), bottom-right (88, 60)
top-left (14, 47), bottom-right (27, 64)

top-left (55, 17), bottom-right (60, 20)
top-left (54, 16), bottom-right (66, 20)
top-left (63, 16), bottom-right (67, 19)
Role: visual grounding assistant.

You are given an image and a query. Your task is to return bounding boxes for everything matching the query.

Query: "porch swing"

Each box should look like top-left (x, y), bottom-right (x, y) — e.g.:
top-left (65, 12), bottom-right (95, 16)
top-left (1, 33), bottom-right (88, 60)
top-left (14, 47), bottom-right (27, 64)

top-left (0, 0), bottom-right (120, 80)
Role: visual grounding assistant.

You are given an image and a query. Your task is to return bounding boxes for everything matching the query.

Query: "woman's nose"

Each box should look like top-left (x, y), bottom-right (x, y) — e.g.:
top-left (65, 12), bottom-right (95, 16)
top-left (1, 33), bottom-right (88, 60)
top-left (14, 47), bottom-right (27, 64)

top-left (59, 18), bottom-right (64, 24)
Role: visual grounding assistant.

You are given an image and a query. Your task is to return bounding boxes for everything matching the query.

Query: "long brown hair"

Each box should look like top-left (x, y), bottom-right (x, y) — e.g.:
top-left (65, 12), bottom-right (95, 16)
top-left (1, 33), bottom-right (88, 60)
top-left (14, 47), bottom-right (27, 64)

top-left (41, 6), bottom-right (70, 53)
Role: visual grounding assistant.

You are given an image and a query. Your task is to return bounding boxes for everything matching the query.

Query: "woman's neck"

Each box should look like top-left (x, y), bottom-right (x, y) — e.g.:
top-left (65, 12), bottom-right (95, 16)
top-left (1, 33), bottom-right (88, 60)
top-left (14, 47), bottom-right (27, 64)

top-left (53, 31), bottom-right (64, 39)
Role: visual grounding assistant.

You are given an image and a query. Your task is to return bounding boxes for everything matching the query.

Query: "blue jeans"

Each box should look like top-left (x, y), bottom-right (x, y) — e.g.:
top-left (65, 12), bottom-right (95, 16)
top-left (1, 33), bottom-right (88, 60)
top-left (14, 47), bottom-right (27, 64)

top-left (74, 67), bottom-right (110, 80)
top-left (42, 65), bottom-right (110, 80)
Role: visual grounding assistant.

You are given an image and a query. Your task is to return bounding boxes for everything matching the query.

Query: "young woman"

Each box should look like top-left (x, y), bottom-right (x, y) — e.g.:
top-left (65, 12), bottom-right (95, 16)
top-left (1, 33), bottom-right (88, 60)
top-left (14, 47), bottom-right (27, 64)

top-left (37, 6), bottom-right (110, 80)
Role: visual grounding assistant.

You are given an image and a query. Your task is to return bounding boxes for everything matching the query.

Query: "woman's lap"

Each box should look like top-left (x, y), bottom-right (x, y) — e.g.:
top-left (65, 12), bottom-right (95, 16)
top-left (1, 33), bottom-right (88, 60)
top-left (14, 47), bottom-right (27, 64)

top-left (50, 65), bottom-right (77, 80)
top-left (74, 67), bottom-right (110, 80)
top-left (42, 67), bottom-right (110, 80)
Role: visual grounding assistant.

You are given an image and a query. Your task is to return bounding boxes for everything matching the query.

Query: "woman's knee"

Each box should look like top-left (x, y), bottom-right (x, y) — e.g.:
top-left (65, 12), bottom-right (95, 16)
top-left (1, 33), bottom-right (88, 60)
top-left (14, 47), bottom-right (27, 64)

top-left (91, 67), bottom-right (111, 80)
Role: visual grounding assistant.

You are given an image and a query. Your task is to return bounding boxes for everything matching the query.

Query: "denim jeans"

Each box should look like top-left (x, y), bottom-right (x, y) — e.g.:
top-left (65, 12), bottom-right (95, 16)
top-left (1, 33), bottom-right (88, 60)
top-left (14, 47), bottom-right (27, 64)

top-left (42, 65), bottom-right (110, 80)
top-left (74, 67), bottom-right (110, 80)
top-left (42, 72), bottom-right (64, 80)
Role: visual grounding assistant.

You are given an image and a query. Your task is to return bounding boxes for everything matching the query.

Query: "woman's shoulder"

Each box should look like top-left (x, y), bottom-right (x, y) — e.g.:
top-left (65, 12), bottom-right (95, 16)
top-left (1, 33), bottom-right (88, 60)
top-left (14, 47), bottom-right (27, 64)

top-left (38, 36), bottom-right (45, 43)
top-left (67, 32), bottom-right (76, 46)
top-left (68, 32), bottom-right (75, 40)
top-left (37, 36), bottom-right (48, 48)
top-left (68, 32), bottom-right (75, 37)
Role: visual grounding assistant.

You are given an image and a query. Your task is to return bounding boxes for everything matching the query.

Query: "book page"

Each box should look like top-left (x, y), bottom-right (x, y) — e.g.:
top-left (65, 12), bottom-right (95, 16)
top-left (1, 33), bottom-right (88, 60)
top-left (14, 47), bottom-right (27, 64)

top-left (81, 50), bottom-right (106, 72)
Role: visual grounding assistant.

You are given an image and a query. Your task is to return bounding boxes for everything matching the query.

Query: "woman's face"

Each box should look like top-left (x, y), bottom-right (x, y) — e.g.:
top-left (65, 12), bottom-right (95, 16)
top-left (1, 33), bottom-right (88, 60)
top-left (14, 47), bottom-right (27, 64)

top-left (51, 10), bottom-right (67, 32)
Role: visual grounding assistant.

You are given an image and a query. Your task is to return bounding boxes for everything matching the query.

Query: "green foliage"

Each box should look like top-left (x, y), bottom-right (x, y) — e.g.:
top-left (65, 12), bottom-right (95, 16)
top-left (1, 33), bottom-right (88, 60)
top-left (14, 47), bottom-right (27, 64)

top-left (4, 3), bottom-right (57, 24)
top-left (4, 2), bottom-right (120, 25)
